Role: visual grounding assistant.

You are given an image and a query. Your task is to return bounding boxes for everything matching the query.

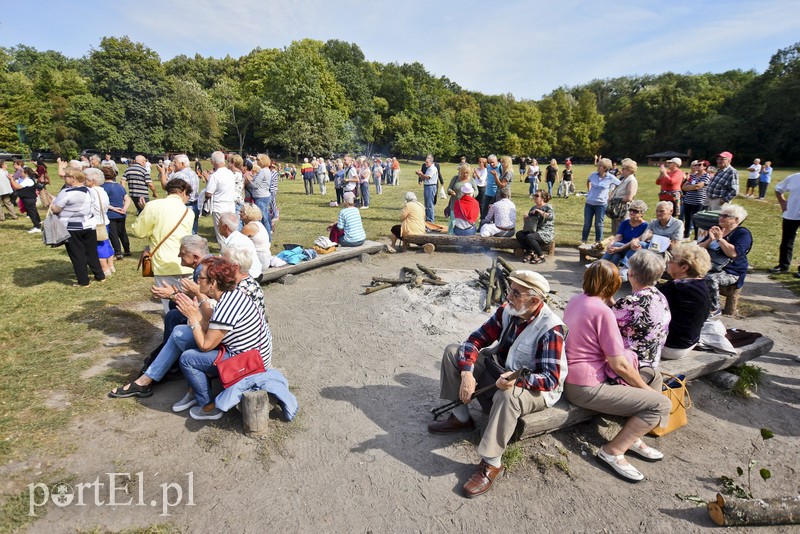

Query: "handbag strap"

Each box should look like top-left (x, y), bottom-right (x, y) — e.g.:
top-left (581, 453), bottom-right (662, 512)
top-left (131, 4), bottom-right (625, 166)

top-left (151, 207), bottom-right (189, 256)
top-left (659, 372), bottom-right (692, 410)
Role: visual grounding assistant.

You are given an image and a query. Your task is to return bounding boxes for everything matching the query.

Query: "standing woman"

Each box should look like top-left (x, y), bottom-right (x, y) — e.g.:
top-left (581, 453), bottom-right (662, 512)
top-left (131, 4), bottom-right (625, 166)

top-left (527, 158), bottom-right (541, 198)
top-left (607, 159), bottom-right (639, 235)
top-left (516, 191), bottom-right (554, 264)
top-left (228, 154), bottom-right (246, 223)
top-left (681, 160), bottom-right (710, 239)
top-left (473, 157), bottom-right (488, 208)
top-left (581, 158), bottom-right (621, 244)
top-left (8, 167), bottom-right (41, 233)
top-left (50, 167), bottom-right (106, 286)
top-left (35, 156), bottom-right (52, 207)
top-left (498, 155), bottom-right (514, 196)
top-left (358, 156), bottom-right (371, 209)
top-left (446, 163), bottom-right (477, 232)
top-left (101, 166), bottom-right (131, 260)
top-left (250, 154), bottom-right (274, 237)
top-left (545, 159), bottom-right (559, 197)
top-left (559, 159), bottom-right (574, 198)
top-left (85, 168), bottom-right (115, 276)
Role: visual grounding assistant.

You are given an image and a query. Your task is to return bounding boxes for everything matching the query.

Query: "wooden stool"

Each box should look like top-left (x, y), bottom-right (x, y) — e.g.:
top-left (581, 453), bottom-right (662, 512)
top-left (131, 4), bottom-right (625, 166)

top-left (547, 241), bottom-right (556, 257)
top-left (719, 284), bottom-right (741, 316)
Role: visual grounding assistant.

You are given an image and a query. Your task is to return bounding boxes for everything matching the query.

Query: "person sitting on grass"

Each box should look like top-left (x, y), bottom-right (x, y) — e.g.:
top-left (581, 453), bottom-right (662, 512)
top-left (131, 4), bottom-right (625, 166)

top-left (479, 187), bottom-right (516, 237)
top-left (329, 191), bottom-right (366, 247)
top-left (390, 191), bottom-right (426, 249)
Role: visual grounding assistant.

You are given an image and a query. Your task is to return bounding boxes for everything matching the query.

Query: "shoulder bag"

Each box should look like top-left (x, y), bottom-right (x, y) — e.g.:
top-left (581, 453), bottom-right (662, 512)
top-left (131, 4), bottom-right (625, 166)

top-left (137, 207), bottom-right (189, 277)
top-left (649, 372), bottom-right (691, 436)
top-left (42, 207), bottom-right (71, 247)
top-left (214, 347), bottom-right (266, 389)
top-left (707, 244), bottom-right (732, 273)
top-left (94, 189), bottom-right (109, 241)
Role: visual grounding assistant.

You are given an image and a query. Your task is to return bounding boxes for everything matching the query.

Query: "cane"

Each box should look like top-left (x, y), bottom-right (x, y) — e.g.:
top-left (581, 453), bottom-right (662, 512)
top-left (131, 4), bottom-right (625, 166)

top-left (430, 367), bottom-right (532, 420)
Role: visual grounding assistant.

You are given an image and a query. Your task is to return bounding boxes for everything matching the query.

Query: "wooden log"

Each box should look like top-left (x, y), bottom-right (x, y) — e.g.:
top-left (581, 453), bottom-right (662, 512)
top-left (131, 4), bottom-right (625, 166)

top-left (496, 267), bottom-right (508, 302)
top-left (242, 390), bottom-right (271, 436)
top-left (484, 259), bottom-right (497, 312)
top-left (496, 256), bottom-right (516, 274)
top-left (423, 243), bottom-right (436, 254)
top-left (364, 283), bottom-right (394, 294)
top-left (261, 240), bottom-right (384, 283)
top-left (402, 233), bottom-right (521, 253)
top-left (416, 264), bottom-right (441, 280)
top-left (422, 278), bottom-right (448, 286)
top-left (370, 276), bottom-right (411, 285)
top-left (401, 266), bottom-right (421, 277)
top-left (708, 493), bottom-right (800, 526)
top-left (492, 279), bottom-right (503, 304)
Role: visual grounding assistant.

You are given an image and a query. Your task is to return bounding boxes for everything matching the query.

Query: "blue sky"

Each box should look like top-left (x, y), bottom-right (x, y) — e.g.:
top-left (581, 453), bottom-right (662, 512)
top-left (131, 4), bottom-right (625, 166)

top-left (2, 0), bottom-right (799, 100)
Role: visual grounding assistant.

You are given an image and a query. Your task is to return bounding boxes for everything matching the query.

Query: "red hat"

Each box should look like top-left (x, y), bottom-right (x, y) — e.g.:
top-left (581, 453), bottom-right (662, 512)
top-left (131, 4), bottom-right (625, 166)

top-left (717, 151), bottom-right (733, 160)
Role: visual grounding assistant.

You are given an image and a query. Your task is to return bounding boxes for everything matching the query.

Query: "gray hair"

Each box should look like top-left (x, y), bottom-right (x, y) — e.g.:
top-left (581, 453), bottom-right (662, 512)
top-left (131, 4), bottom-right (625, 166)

top-left (629, 199), bottom-right (648, 213)
top-left (621, 158), bottom-right (638, 173)
top-left (89, 154), bottom-right (101, 164)
top-left (599, 158), bottom-right (613, 171)
top-left (173, 154), bottom-right (190, 167)
top-left (219, 212), bottom-right (239, 232)
top-left (655, 201), bottom-right (673, 213)
top-left (241, 203), bottom-right (262, 223)
top-left (670, 244), bottom-right (711, 278)
top-left (404, 192), bottom-right (417, 202)
top-left (720, 203), bottom-right (747, 223)
top-left (211, 151), bottom-right (226, 165)
top-left (343, 192), bottom-right (355, 206)
top-left (84, 167), bottom-right (104, 185)
top-left (180, 234), bottom-right (209, 256)
top-left (223, 245), bottom-right (253, 274)
top-left (627, 250), bottom-right (666, 287)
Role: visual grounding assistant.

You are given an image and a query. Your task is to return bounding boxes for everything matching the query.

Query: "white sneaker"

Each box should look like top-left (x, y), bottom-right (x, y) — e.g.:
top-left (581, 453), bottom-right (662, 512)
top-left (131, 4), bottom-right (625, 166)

top-left (28, 227), bottom-right (42, 233)
top-left (189, 405), bottom-right (223, 420)
top-left (360, 205), bottom-right (369, 209)
top-left (172, 390), bottom-right (197, 412)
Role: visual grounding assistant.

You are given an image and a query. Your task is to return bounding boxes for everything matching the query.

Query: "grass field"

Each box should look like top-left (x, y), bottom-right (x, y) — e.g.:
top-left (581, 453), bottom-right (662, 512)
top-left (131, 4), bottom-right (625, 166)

top-left (0, 158), bottom-right (797, 472)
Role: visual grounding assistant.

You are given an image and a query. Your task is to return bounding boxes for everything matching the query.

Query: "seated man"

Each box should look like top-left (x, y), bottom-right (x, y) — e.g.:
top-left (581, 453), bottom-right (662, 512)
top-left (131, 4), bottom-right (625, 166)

top-left (630, 201), bottom-right (684, 256)
top-left (218, 212), bottom-right (263, 280)
top-left (479, 187), bottom-right (516, 237)
top-left (428, 271), bottom-right (567, 498)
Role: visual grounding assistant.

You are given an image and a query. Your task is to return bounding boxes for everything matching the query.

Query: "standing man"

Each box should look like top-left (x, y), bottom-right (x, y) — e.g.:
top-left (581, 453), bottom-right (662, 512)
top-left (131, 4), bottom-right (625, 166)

top-left (427, 271), bottom-right (567, 498)
top-left (392, 157), bottom-right (400, 187)
top-left (770, 172), bottom-right (800, 278)
top-left (656, 157), bottom-right (684, 217)
top-left (757, 161), bottom-right (773, 200)
top-left (163, 154), bottom-right (200, 234)
top-left (481, 154), bottom-right (503, 220)
top-left (744, 158), bottom-right (762, 198)
top-left (316, 156), bottom-right (328, 196)
top-left (0, 159), bottom-right (19, 221)
top-left (100, 153), bottom-right (119, 176)
top-left (706, 151), bottom-right (738, 211)
top-left (205, 150), bottom-right (236, 245)
top-left (301, 157), bottom-right (315, 195)
top-left (122, 155), bottom-right (157, 214)
top-left (415, 154), bottom-right (439, 223)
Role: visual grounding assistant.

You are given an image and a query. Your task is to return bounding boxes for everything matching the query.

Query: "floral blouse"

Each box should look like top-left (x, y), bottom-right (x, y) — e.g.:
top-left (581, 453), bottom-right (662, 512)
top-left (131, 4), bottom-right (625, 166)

top-left (612, 286), bottom-right (670, 368)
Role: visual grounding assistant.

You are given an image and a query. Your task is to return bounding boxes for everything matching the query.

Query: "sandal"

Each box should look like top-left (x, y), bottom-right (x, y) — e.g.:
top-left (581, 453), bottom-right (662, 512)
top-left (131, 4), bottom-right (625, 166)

top-left (627, 438), bottom-right (664, 461)
top-left (108, 382), bottom-right (153, 399)
top-left (597, 447), bottom-right (643, 482)
top-left (522, 253), bottom-right (533, 264)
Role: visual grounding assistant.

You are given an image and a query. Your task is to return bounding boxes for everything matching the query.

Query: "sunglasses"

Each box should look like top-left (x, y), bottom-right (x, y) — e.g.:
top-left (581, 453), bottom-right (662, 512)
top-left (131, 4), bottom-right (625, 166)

top-left (719, 214), bottom-right (735, 219)
top-left (628, 209), bottom-right (642, 214)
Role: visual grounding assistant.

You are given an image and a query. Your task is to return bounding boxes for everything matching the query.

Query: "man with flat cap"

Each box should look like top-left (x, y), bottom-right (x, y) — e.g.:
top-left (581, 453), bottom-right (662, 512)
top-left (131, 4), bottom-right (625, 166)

top-left (428, 270), bottom-right (568, 498)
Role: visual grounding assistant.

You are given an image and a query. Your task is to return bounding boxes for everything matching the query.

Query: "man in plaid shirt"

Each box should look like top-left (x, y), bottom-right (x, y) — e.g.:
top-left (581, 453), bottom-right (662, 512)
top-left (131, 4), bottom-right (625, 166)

top-left (428, 271), bottom-right (568, 498)
top-left (706, 151), bottom-right (739, 210)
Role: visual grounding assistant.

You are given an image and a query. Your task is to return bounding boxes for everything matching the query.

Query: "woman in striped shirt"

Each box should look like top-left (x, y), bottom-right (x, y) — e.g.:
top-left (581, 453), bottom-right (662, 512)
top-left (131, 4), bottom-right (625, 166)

top-left (681, 160), bottom-right (710, 239)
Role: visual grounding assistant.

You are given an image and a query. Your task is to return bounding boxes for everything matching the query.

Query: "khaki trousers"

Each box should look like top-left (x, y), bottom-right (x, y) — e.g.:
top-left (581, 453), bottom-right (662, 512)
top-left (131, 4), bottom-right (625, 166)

top-left (439, 344), bottom-right (547, 459)
top-left (0, 194), bottom-right (18, 220)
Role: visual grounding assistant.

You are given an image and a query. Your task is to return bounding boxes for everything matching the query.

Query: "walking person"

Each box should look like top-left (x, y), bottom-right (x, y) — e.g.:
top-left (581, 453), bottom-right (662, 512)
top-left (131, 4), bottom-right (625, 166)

top-left (101, 167), bottom-right (131, 259)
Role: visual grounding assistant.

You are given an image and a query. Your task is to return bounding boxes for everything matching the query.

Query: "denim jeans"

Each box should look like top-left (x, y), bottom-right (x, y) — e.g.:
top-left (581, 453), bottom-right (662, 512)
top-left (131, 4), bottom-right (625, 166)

top-left (582, 203), bottom-right (607, 242)
top-left (144, 325), bottom-right (198, 382)
top-left (253, 196), bottom-right (273, 237)
top-left (360, 182), bottom-right (370, 207)
top-left (453, 225), bottom-right (477, 236)
top-left (180, 347), bottom-right (223, 407)
top-left (423, 184), bottom-right (437, 222)
top-left (528, 179), bottom-right (538, 196)
top-left (187, 202), bottom-right (200, 234)
top-left (335, 187), bottom-right (344, 205)
top-left (601, 242), bottom-right (636, 268)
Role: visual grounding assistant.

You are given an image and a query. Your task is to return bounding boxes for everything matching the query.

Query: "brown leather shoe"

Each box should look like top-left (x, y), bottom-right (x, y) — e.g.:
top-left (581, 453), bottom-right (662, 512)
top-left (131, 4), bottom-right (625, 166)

top-left (427, 414), bottom-right (475, 434)
top-left (463, 460), bottom-right (504, 498)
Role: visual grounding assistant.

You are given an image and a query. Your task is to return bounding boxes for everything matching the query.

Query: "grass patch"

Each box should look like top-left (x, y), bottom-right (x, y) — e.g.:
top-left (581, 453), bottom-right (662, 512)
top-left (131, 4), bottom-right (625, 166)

top-left (77, 523), bottom-right (184, 534)
top-left (501, 443), bottom-right (526, 472)
top-left (531, 447), bottom-right (572, 478)
top-left (729, 364), bottom-right (765, 398)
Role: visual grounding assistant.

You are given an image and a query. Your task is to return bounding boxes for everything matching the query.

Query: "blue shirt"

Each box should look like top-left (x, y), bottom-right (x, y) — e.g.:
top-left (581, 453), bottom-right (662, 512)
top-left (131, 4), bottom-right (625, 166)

top-left (618, 219), bottom-right (648, 243)
top-left (102, 182), bottom-right (127, 220)
top-left (759, 166), bottom-right (772, 183)
top-left (586, 172), bottom-right (621, 206)
top-left (336, 207), bottom-right (366, 243)
top-left (485, 163), bottom-right (503, 197)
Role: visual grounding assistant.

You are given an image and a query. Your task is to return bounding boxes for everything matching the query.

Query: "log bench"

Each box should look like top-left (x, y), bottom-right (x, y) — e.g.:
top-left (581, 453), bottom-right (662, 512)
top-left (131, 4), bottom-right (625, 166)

top-left (513, 335), bottom-right (774, 440)
top-left (402, 234), bottom-right (556, 257)
top-left (260, 240), bottom-right (385, 284)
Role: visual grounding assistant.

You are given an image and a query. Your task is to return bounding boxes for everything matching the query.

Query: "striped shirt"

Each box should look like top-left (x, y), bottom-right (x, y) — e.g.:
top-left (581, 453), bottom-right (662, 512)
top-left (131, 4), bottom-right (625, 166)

top-left (683, 172), bottom-right (710, 206)
top-left (169, 167), bottom-right (200, 203)
top-left (210, 289), bottom-right (272, 369)
top-left (123, 164), bottom-right (151, 198)
top-left (53, 186), bottom-right (95, 230)
top-left (336, 207), bottom-right (366, 243)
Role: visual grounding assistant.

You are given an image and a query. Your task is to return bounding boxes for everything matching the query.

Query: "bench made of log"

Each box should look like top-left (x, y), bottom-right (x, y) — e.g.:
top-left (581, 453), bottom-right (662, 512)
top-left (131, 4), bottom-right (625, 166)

top-left (260, 240), bottom-right (385, 284)
top-left (514, 335), bottom-right (774, 440)
top-left (403, 234), bottom-right (555, 257)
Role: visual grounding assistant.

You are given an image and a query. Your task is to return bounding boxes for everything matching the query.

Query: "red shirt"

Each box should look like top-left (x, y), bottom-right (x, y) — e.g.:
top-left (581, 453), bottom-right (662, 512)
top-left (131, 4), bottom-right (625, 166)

top-left (657, 169), bottom-right (684, 192)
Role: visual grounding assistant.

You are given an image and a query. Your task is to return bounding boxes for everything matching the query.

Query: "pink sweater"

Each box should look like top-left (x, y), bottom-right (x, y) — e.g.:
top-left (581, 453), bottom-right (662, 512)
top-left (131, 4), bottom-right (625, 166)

top-left (562, 293), bottom-right (627, 386)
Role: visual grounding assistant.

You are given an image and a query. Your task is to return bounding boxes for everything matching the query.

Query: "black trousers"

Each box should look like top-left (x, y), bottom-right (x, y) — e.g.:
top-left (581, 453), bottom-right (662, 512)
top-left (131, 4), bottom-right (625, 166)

top-left (758, 182), bottom-right (769, 198)
top-left (21, 196), bottom-right (41, 228)
top-left (108, 217), bottom-right (130, 255)
top-left (516, 230), bottom-right (547, 256)
top-left (682, 203), bottom-right (704, 238)
top-left (778, 218), bottom-right (800, 271)
top-left (65, 229), bottom-right (105, 285)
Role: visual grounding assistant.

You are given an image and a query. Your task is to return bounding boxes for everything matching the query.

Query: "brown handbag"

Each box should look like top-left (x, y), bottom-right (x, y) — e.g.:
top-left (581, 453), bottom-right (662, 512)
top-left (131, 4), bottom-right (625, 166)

top-left (137, 207), bottom-right (189, 277)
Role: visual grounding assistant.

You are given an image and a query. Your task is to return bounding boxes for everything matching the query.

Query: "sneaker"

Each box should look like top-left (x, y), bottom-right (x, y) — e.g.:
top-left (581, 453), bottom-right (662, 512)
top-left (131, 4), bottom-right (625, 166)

top-left (769, 266), bottom-right (789, 274)
top-left (27, 227), bottom-right (42, 233)
top-left (189, 404), bottom-right (223, 420)
top-left (360, 205), bottom-right (369, 209)
top-left (172, 391), bottom-right (197, 412)
top-left (709, 307), bottom-right (722, 319)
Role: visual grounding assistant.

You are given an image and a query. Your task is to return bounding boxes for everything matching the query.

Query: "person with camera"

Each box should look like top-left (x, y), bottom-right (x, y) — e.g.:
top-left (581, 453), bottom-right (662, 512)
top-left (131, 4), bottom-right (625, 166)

top-left (427, 271), bottom-right (567, 498)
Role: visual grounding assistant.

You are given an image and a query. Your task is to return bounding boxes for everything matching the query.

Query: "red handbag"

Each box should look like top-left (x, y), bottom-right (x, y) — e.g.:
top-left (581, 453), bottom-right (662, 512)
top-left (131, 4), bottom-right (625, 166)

top-left (213, 347), bottom-right (266, 388)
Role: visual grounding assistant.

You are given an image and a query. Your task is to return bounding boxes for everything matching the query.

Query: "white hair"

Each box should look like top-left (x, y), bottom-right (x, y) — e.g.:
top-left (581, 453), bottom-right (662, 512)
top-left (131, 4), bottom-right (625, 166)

top-left (721, 203), bottom-right (747, 222)
top-left (219, 212), bottom-right (239, 231)
top-left (174, 154), bottom-right (190, 166)
top-left (404, 192), bottom-right (417, 202)
top-left (84, 167), bottom-right (104, 184)
top-left (211, 151), bottom-right (226, 165)
top-left (655, 201), bottom-right (674, 213)
top-left (180, 234), bottom-right (209, 255)
top-left (223, 245), bottom-right (253, 274)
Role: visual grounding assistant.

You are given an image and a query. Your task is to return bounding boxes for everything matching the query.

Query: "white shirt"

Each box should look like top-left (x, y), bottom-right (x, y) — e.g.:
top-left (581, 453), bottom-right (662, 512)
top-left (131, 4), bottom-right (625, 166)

top-left (221, 230), bottom-right (263, 278)
top-left (776, 172), bottom-right (800, 221)
top-left (423, 164), bottom-right (438, 186)
top-left (0, 169), bottom-right (12, 195)
top-left (206, 167), bottom-right (236, 213)
top-left (748, 163), bottom-right (761, 180)
top-left (90, 186), bottom-right (110, 225)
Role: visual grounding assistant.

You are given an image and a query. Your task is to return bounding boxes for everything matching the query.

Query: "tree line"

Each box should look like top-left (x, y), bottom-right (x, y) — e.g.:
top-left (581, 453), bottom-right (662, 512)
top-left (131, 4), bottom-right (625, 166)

top-left (1, 37), bottom-right (798, 164)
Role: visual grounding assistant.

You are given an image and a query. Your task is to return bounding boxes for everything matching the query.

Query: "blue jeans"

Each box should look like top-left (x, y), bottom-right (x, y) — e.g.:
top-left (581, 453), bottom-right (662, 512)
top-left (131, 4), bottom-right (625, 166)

top-left (423, 184), bottom-right (437, 222)
top-left (582, 203), bottom-right (607, 242)
top-left (144, 325), bottom-right (197, 382)
top-left (601, 242), bottom-right (635, 268)
top-left (528, 179), bottom-right (538, 196)
top-left (453, 225), bottom-right (477, 236)
top-left (253, 196), bottom-right (273, 238)
top-left (547, 181), bottom-right (554, 196)
top-left (179, 347), bottom-right (222, 407)
top-left (360, 182), bottom-right (370, 207)
top-left (187, 203), bottom-right (200, 234)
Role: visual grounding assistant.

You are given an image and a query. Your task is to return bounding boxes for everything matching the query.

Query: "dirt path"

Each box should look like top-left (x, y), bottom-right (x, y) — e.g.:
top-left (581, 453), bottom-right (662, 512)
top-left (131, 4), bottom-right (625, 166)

top-left (19, 248), bottom-right (800, 532)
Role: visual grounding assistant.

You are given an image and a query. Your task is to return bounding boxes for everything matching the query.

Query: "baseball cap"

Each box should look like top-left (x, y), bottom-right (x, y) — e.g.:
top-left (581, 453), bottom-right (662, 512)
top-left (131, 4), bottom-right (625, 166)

top-left (507, 270), bottom-right (550, 297)
top-left (717, 151), bottom-right (733, 160)
top-left (666, 157), bottom-right (682, 166)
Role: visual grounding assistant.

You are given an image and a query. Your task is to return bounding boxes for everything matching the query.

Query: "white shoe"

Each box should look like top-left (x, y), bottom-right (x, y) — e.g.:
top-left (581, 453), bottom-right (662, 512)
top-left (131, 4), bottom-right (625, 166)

top-left (627, 438), bottom-right (664, 461)
top-left (172, 391), bottom-right (197, 412)
top-left (28, 227), bottom-right (42, 233)
top-left (597, 447), bottom-right (644, 482)
top-left (619, 268), bottom-right (629, 282)
top-left (360, 205), bottom-right (369, 209)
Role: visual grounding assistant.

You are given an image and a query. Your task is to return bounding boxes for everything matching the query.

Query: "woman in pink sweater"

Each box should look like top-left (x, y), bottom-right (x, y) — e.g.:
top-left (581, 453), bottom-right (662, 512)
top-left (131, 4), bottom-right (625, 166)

top-left (562, 260), bottom-right (671, 482)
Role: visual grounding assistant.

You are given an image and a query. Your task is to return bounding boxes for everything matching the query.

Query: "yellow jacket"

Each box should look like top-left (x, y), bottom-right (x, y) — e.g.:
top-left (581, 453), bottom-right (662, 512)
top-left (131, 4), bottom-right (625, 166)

top-left (132, 194), bottom-right (194, 276)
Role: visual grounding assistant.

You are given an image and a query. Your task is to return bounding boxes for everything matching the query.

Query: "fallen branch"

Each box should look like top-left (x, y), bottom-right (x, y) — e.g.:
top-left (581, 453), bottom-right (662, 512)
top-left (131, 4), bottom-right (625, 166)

top-left (417, 263), bottom-right (441, 281)
top-left (370, 276), bottom-right (412, 285)
top-left (422, 278), bottom-right (447, 286)
top-left (364, 283), bottom-right (394, 294)
top-left (708, 493), bottom-right (800, 526)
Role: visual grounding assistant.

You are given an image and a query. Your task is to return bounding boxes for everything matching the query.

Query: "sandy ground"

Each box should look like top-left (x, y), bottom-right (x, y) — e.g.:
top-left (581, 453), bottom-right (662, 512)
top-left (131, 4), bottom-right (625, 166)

top-left (11, 247), bottom-right (800, 533)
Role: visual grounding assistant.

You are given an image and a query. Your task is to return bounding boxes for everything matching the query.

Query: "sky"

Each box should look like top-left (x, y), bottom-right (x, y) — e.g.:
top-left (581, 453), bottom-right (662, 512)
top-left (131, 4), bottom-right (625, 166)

top-left (2, 0), bottom-right (799, 100)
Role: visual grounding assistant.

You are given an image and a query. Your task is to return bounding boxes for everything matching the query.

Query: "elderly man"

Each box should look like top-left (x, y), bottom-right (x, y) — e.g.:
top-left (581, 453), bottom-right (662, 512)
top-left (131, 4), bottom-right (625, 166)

top-left (205, 150), bottom-right (237, 244)
top-left (415, 154), bottom-right (439, 223)
top-left (428, 271), bottom-right (567, 498)
top-left (745, 158), bottom-right (762, 199)
top-left (163, 154), bottom-right (201, 234)
top-left (706, 151), bottom-right (739, 210)
top-left (480, 154), bottom-right (503, 220)
top-left (122, 155), bottom-right (157, 214)
top-left (770, 173), bottom-right (800, 278)
top-left (656, 157), bottom-right (684, 217)
top-left (301, 157), bottom-right (315, 195)
top-left (217, 212), bottom-right (262, 280)
top-left (100, 153), bottom-right (118, 176)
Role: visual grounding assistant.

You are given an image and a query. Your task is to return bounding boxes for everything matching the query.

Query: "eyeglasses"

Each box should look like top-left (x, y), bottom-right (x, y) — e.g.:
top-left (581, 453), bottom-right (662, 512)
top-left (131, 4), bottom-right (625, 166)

top-left (507, 288), bottom-right (529, 299)
top-left (628, 209), bottom-right (642, 214)
top-left (533, 194), bottom-right (541, 198)
top-left (719, 214), bottom-right (735, 219)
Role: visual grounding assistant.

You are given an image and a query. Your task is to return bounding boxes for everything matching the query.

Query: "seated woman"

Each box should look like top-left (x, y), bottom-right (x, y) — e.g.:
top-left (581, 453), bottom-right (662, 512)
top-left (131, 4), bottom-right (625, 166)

top-left (601, 199), bottom-right (648, 272)
top-left (611, 251), bottom-right (670, 379)
top-left (240, 203), bottom-right (271, 273)
top-left (658, 244), bottom-right (713, 360)
top-left (330, 192), bottom-right (366, 247)
top-left (390, 192), bottom-right (426, 248)
top-left (563, 260), bottom-right (671, 482)
top-left (698, 203), bottom-right (752, 317)
top-left (515, 191), bottom-right (554, 264)
top-left (451, 183), bottom-right (480, 236)
top-left (446, 164), bottom-right (477, 233)
top-left (479, 187), bottom-right (516, 237)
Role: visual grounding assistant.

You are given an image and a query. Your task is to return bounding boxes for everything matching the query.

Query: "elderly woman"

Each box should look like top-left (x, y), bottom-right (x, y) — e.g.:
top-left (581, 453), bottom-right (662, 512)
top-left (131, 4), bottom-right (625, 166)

top-left (582, 158), bottom-right (621, 244)
top-left (240, 203), bottom-right (271, 273)
top-left (498, 155), bottom-right (514, 195)
top-left (446, 163), bottom-right (477, 230)
top-left (480, 188), bottom-right (516, 237)
top-left (658, 244), bottom-right (713, 359)
top-left (358, 156), bottom-right (371, 209)
top-left (526, 158), bottom-right (541, 197)
top-left (390, 192), bottom-right (426, 248)
top-left (563, 260), bottom-right (671, 482)
top-left (607, 159), bottom-right (639, 234)
top-left (330, 192), bottom-right (366, 247)
top-left (85, 167), bottom-right (115, 276)
top-left (7, 166), bottom-right (41, 232)
top-left (451, 183), bottom-right (481, 236)
top-left (250, 154), bottom-right (274, 235)
top-left (602, 199), bottom-right (648, 274)
top-left (51, 167), bottom-right (106, 286)
top-left (332, 158), bottom-right (346, 206)
top-left (699, 203), bottom-right (752, 317)
top-left (612, 251), bottom-right (671, 377)
top-left (516, 191), bottom-right (554, 264)
top-left (101, 166), bottom-right (131, 260)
